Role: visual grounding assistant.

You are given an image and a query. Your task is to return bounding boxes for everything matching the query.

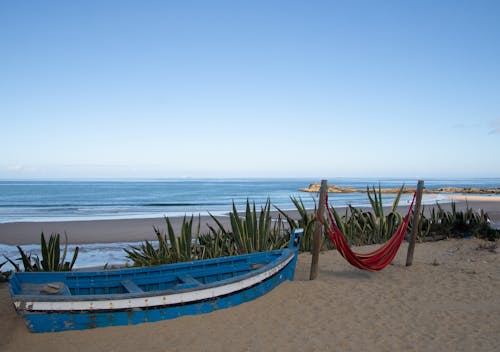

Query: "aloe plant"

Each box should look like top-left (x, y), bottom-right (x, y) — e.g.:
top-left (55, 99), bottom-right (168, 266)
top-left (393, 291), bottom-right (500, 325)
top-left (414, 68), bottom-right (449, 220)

top-left (6, 233), bottom-right (79, 272)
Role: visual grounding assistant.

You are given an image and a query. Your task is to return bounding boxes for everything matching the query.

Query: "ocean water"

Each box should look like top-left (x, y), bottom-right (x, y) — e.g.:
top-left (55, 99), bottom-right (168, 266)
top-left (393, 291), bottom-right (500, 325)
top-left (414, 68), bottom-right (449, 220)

top-left (0, 242), bottom-right (134, 270)
top-left (2, 177), bottom-right (497, 223)
top-left (1, 178), bottom-right (499, 269)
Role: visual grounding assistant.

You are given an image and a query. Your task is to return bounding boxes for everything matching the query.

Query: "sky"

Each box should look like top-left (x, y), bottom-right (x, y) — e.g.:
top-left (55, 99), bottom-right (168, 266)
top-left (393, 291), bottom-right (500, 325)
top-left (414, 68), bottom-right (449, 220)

top-left (1, 0), bottom-right (499, 179)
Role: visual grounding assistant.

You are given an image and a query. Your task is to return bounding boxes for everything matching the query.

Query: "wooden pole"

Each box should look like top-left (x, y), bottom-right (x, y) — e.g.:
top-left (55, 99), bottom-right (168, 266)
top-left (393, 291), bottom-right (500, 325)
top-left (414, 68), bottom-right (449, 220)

top-left (406, 180), bottom-right (424, 267)
top-left (310, 179), bottom-right (328, 280)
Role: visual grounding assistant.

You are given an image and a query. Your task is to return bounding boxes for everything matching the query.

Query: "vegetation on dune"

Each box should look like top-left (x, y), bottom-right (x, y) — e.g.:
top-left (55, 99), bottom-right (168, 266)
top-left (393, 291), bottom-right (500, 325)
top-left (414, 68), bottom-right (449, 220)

top-left (126, 186), bottom-right (499, 267)
top-left (414, 202), bottom-right (499, 241)
top-left (0, 260), bottom-right (10, 282)
top-left (6, 233), bottom-right (79, 272)
top-left (328, 186), bottom-right (498, 246)
top-left (209, 199), bottom-right (289, 254)
top-left (276, 197), bottom-right (333, 251)
top-left (125, 199), bottom-right (290, 267)
top-left (125, 216), bottom-right (202, 266)
top-left (329, 185), bottom-right (405, 246)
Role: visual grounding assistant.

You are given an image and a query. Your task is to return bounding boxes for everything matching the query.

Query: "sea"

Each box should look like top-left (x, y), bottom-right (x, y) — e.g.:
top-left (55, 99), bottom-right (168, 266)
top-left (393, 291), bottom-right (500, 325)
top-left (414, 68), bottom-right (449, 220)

top-left (1, 177), bottom-right (499, 269)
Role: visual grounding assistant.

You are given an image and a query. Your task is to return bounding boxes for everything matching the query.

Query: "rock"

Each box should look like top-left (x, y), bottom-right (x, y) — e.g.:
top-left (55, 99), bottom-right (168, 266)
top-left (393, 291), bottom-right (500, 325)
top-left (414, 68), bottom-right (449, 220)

top-left (299, 183), bottom-right (500, 194)
top-left (298, 183), bottom-right (357, 193)
top-left (435, 187), bottom-right (500, 194)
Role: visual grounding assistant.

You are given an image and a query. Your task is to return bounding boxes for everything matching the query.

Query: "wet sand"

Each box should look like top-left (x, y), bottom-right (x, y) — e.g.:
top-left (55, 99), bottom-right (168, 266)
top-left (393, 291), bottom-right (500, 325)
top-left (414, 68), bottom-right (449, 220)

top-left (1, 199), bottom-right (499, 246)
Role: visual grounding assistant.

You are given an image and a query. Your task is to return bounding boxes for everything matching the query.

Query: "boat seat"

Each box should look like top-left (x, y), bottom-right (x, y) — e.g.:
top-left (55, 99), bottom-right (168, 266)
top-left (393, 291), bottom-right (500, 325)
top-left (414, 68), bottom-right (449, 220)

top-left (37, 282), bottom-right (71, 295)
top-left (121, 280), bottom-right (144, 293)
top-left (174, 274), bottom-right (202, 289)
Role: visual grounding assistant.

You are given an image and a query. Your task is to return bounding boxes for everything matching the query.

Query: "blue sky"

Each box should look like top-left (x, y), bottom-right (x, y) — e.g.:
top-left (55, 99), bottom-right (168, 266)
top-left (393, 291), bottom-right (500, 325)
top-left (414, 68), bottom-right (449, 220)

top-left (1, 0), bottom-right (499, 179)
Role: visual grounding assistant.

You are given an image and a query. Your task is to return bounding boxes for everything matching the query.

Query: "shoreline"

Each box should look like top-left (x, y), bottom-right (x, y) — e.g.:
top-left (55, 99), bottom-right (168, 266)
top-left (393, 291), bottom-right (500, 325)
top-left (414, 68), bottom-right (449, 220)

top-left (1, 198), bottom-right (500, 246)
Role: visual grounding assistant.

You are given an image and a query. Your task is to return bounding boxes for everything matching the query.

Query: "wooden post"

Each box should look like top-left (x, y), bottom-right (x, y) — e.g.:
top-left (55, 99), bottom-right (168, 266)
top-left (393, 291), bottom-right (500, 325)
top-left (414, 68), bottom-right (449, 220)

top-left (310, 179), bottom-right (328, 280)
top-left (406, 180), bottom-right (424, 267)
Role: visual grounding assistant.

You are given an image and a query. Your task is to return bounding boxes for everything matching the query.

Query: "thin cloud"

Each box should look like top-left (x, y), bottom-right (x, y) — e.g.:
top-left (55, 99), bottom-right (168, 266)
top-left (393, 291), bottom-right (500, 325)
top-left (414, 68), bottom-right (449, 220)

top-left (489, 118), bottom-right (500, 135)
top-left (451, 122), bottom-right (481, 129)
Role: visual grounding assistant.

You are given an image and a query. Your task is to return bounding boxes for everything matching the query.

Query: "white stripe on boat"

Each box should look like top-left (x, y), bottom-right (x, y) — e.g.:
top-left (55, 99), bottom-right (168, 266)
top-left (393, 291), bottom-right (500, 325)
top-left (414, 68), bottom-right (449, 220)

top-left (16, 253), bottom-right (294, 312)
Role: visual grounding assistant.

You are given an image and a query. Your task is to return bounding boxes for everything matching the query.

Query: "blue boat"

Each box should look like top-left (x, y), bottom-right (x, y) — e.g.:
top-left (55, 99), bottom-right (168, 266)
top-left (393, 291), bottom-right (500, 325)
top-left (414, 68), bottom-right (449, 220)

top-left (9, 229), bottom-right (302, 333)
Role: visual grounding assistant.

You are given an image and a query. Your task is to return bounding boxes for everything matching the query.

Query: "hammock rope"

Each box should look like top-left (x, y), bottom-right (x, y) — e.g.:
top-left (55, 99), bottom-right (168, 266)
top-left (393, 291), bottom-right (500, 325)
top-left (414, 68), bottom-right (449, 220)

top-left (323, 192), bottom-right (416, 271)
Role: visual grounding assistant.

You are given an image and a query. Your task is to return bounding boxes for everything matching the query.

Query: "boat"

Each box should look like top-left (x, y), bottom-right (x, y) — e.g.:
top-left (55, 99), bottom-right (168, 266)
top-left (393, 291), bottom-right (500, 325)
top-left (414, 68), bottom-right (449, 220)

top-left (9, 229), bottom-right (303, 333)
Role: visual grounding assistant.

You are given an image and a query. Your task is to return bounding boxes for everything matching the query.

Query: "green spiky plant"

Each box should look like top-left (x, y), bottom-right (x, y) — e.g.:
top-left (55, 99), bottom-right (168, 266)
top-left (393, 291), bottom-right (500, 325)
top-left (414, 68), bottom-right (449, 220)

top-left (197, 228), bottom-right (237, 259)
top-left (6, 233), bottom-right (79, 272)
top-left (407, 205), bottom-right (431, 239)
top-left (329, 185), bottom-right (405, 246)
top-left (275, 197), bottom-right (332, 252)
top-left (0, 260), bottom-right (9, 282)
top-left (210, 199), bottom-right (289, 254)
top-left (125, 215), bottom-right (202, 266)
top-left (415, 202), bottom-right (499, 241)
top-left (365, 184), bottom-right (404, 242)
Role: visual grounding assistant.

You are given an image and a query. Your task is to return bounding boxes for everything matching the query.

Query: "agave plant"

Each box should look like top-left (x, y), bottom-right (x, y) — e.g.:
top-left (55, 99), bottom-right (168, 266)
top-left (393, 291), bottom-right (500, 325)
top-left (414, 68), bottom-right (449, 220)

top-left (125, 216), bottom-right (201, 266)
top-left (365, 184), bottom-right (404, 242)
top-left (415, 201), bottom-right (499, 241)
top-left (0, 260), bottom-right (9, 282)
top-left (328, 185), bottom-right (405, 246)
top-left (275, 196), bottom-right (331, 252)
top-left (210, 199), bottom-right (289, 254)
top-left (164, 215), bottom-right (200, 262)
top-left (197, 228), bottom-right (237, 259)
top-left (407, 205), bottom-right (431, 240)
top-left (6, 233), bottom-right (79, 272)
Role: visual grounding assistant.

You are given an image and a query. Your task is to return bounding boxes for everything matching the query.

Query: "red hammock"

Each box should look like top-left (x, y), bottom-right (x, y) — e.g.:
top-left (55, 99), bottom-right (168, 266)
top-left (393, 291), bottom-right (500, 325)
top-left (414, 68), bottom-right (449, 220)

top-left (324, 192), bottom-right (416, 271)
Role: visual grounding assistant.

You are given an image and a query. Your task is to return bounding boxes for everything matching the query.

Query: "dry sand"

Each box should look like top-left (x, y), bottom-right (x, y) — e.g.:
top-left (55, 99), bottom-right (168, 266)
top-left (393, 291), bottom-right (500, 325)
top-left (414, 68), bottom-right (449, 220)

top-left (0, 238), bottom-right (499, 352)
top-left (0, 198), bottom-right (499, 351)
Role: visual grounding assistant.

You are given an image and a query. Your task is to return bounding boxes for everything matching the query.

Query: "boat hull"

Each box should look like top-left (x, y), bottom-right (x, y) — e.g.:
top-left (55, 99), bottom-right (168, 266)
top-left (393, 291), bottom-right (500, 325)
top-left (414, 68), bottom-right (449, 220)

top-left (10, 229), bottom-right (302, 333)
top-left (21, 254), bottom-right (297, 332)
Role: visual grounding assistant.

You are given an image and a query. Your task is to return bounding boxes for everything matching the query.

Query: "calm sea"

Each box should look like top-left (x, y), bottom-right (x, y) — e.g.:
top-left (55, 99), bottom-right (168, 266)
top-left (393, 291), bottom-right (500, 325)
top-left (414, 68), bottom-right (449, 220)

top-left (1, 178), bottom-right (499, 223)
top-left (1, 178), bottom-right (499, 269)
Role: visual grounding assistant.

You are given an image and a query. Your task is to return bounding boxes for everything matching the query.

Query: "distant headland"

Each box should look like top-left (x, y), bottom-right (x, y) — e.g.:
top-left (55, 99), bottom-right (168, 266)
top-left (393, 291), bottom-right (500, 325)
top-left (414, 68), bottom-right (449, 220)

top-left (299, 183), bottom-right (500, 194)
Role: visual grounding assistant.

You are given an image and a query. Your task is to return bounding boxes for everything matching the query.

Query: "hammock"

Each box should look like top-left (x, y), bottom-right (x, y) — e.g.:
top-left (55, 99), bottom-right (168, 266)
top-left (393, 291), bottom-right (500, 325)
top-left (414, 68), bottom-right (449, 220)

top-left (324, 192), bottom-right (416, 271)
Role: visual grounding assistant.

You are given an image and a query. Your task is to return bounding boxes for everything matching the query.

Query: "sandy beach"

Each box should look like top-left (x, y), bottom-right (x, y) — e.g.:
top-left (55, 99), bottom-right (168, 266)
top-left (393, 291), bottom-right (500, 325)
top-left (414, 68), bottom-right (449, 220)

top-left (1, 237), bottom-right (498, 352)
top-left (0, 197), bottom-right (499, 351)
top-left (3, 0), bottom-right (499, 348)
top-left (447, 195), bottom-right (500, 202)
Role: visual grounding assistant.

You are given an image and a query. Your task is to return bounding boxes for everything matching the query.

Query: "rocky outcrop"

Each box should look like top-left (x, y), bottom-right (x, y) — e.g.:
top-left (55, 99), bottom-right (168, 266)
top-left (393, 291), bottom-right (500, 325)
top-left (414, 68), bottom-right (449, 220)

top-left (299, 183), bottom-right (500, 194)
top-left (298, 184), bottom-right (357, 193)
top-left (434, 187), bottom-right (500, 194)
top-left (298, 183), bottom-right (419, 193)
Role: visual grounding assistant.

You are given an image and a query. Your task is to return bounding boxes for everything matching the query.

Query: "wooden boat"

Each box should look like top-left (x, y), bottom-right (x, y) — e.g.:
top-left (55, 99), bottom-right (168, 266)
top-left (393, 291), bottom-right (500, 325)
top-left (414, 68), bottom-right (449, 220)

top-left (9, 229), bottom-right (303, 333)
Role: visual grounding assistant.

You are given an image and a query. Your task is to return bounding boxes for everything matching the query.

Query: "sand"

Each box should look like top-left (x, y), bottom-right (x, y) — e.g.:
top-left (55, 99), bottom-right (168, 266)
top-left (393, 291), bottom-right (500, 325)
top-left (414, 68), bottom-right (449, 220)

top-left (0, 198), bottom-right (499, 351)
top-left (0, 238), bottom-right (498, 352)
top-left (447, 195), bottom-right (500, 202)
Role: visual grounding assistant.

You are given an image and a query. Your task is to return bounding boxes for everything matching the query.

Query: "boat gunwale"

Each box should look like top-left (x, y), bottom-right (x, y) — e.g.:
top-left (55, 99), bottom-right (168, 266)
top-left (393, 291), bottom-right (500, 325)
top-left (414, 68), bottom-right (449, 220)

top-left (11, 247), bottom-right (296, 304)
top-left (12, 247), bottom-right (286, 278)
top-left (13, 250), bottom-right (297, 312)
